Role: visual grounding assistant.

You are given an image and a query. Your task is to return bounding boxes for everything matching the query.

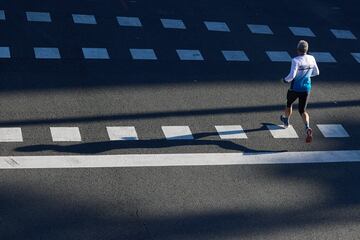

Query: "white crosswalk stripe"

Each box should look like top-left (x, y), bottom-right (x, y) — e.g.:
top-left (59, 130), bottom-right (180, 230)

top-left (317, 124), bottom-right (350, 138)
top-left (82, 48), bottom-right (110, 59)
top-left (162, 126), bottom-right (194, 140)
top-left (247, 24), bottom-right (273, 35)
top-left (204, 21), bottom-right (230, 32)
top-left (107, 127), bottom-right (139, 141)
top-left (0, 10), bottom-right (5, 20)
top-left (0, 47), bottom-right (11, 58)
top-left (310, 52), bottom-right (337, 63)
top-left (266, 51), bottom-right (292, 62)
top-left (72, 14), bottom-right (97, 24)
top-left (50, 127), bottom-right (82, 142)
top-left (289, 27), bottom-right (316, 37)
top-left (0, 128), bottom-right (23, 142)
top-left (117, 16), bottom-right (142, 27)
top-left (266, 125), bottom-right (299, 139)
top-left (215, 125), bottom-right (248, 139)
top-left (160, 19), bottom-right (186, 29)
top-left (222, 50), bottom-right (249, 61)
top-left (351, 53), bottom-right (360, 63)
top-left (34, 47), bottom-right (61, 59)
top-left (130, 48), bottom-right (158, 60)
top-left (26, 11), bottom-right (52, 22)
top-left (176, 49), bottom-right (204, 61)
top-left (330, 29), bottom-right (357, 40)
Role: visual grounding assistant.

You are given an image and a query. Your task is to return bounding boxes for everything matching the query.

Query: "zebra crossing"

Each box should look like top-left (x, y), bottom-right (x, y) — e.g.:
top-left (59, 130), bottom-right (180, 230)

top-left (0, 124), bottom-right (350, 143)
top-left (14, 10), bottom-right (357, 41)
top-left (0, 10), bottom-right (359, 63)
top-left (0, 46), bottom-right (346, 63)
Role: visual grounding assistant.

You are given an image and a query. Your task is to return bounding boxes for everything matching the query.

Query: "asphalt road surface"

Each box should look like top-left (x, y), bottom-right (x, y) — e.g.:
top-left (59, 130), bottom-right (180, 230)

top-left (0, 0), bottom-right (359, 239)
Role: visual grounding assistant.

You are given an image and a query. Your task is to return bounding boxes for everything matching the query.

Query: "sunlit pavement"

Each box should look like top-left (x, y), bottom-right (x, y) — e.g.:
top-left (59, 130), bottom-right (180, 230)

top-left (0, 0), bottom-right (359, 239)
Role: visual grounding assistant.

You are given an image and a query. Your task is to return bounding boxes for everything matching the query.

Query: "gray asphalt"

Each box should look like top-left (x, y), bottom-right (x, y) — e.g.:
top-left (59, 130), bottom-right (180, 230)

top-left (0, 0), bottom-right (360, 239)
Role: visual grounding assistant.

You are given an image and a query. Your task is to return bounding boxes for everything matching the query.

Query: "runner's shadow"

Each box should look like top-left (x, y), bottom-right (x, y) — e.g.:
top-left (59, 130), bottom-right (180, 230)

top-left (15, 125), bottom-right (286, 154)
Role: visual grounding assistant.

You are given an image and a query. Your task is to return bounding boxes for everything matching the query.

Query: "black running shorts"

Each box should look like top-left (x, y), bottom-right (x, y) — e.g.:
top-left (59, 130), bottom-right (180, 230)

top-left (286, 90), bottom-right (309, 114)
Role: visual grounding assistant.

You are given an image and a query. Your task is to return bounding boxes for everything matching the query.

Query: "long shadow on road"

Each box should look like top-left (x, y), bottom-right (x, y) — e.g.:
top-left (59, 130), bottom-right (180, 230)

top-left (15, 126), bottom-right (285, 154)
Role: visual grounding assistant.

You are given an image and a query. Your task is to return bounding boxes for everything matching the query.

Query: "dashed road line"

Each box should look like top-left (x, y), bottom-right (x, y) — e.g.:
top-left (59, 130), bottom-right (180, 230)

top-left (0, 124), bottom-right (352, 143)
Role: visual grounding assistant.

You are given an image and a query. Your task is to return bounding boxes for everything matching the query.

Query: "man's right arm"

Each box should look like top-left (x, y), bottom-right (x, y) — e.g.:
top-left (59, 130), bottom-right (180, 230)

top-left (284, 59), bottom-right (298, 82)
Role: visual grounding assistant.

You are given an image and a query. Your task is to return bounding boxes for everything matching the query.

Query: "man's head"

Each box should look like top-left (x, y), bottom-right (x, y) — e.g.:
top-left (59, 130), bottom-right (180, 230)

top-left (297, 40), bottom-right (309, 55)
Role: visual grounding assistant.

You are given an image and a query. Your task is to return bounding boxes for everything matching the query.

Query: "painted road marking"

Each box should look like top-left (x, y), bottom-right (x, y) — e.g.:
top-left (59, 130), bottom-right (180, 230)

top-left (176, 49), bottom-right (204, 61)
top-left (222, 50), bottom-right (249, 61)
top-left (50, 127), bottom-right (82, 142)
top-left (351, 53), bottom-right (360, 63)
top-left (0, 10), bottom-right (5, 20)
top-left (129, 48), bottom-right (157, 60)
top-left (317, 124), bottom-right (350, 138)
top-left (1, 151), bottom-right (360, 169)
top-left (0, 47), bottom-right (11, 58)
top-left (289, 27), bottom-right (315, 37)
top-left (266, 51), bottom-right (292, 62)
top-left (160, 19), bottom-right (186, 29)
top-left (204, 21), bottom-right (230, 32)
top-left (82, 48), bottom-right (110, 59)
top-left (267, 125), bottom-right (299, 138)
top-left (34, 47), bottom-right (61, 59)
top-left (117, 16), bottom-right (142, 27)
top-left (162, 126), bottom-right (194, 140)
top-left (107, 126), bottom-right (139, 141)
top-left (247, 24), bottom-right (273, 35)
top-left (72, 14), bottom-right (97, 24)
top-left (310, 52), bottom-right (337, 63)
top-left (0, 128), bottom-right (23, 142)
top-left (215, 125), bottom-right (248, 139)
top-left (26, 11), bottom-right (52, 22)
top-left (331, 29), bottom-right (357, 40)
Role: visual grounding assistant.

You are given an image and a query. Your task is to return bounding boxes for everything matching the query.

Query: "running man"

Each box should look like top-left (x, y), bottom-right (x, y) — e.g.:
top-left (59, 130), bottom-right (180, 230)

top-left (280, 40), bottom-right (320, 143)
